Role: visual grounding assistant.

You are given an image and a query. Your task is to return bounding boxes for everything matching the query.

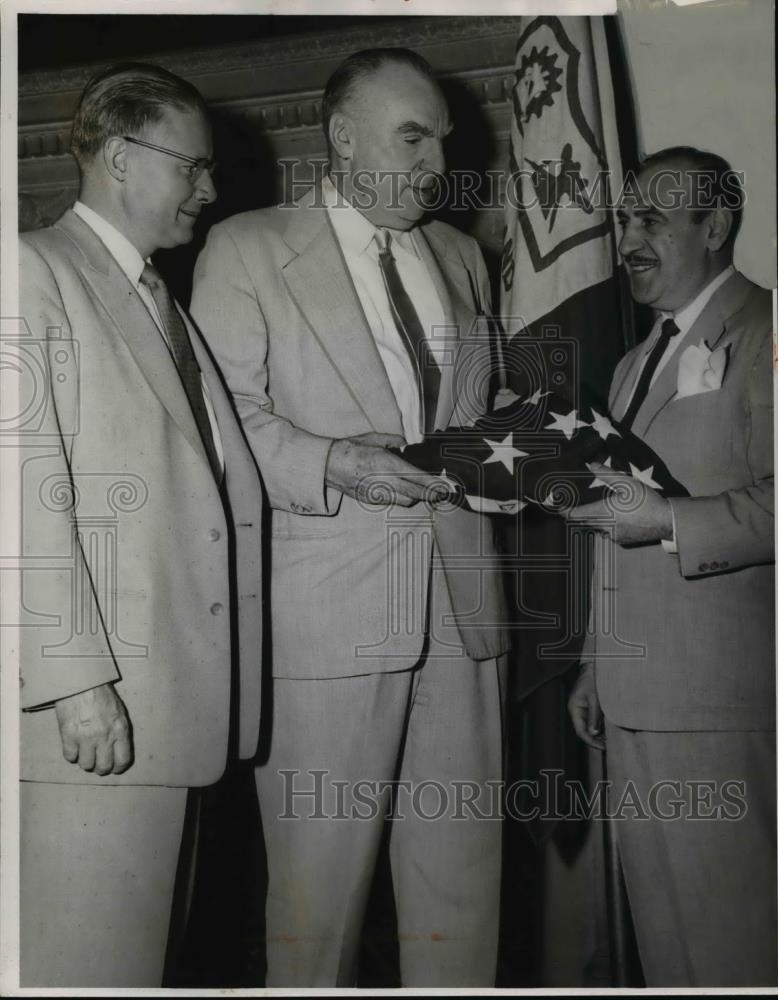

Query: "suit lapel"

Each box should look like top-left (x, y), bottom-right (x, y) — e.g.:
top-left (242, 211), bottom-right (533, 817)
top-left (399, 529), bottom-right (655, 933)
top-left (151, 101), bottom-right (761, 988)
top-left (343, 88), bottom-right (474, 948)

top-left (280, 197), bottom-right (404, 433)
top-left (55, 211), bottom-right (210, 471)
top-left (631, 271), bottom-right (749, 436)
top-left (610, 348), bottom-right (645, 419)
top-left (418, 224), bottom-right (481, 429)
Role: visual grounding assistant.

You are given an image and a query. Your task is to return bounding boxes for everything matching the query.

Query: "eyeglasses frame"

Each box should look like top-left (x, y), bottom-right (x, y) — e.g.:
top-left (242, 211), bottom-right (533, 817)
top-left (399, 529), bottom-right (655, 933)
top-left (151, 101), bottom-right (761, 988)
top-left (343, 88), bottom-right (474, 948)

top-left (121, 136), bottom-right (217, 182)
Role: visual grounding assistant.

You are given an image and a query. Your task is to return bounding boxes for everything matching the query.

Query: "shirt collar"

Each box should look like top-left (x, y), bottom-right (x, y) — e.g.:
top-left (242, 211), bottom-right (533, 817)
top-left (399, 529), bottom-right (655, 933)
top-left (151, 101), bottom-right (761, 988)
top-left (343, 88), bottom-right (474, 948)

top-left (321, 174), bottom-right (418, 259)
top-left (72, 200), bottom-right (149, 287)
top-left (658, 264), bottom-right (736, 337)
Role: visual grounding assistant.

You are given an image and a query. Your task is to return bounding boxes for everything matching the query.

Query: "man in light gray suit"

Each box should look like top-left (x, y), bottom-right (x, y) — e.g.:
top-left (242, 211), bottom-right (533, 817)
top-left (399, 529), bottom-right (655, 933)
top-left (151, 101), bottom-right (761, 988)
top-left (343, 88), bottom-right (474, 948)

top-left (19, 63), bottom-right (264, 986)
top-left (192, 48), bottom-right (510, 987)
top-left (568, 147), bottom-right (775, 986)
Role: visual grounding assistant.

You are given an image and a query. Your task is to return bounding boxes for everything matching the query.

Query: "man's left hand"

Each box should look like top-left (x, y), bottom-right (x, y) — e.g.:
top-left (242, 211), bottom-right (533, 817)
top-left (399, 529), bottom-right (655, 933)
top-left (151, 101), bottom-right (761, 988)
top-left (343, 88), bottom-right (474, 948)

top-left (565, 461), bottom-right (674, 547)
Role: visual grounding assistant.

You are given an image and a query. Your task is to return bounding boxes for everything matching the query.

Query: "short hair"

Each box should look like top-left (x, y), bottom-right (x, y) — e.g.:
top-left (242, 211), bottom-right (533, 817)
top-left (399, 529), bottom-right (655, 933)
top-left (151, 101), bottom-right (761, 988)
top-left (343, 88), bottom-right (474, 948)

top-left (70, 62), bottom-right (209, 169)
top-left (639, 146), bottom-right (744, 249)
top-left (321, 47), bottom-right (438, 151)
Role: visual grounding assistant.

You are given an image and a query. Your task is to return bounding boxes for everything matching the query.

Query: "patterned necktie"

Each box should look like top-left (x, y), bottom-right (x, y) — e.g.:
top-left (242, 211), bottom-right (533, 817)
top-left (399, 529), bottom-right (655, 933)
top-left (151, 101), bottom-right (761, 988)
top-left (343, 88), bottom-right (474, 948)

top-left (620, 317), bottom-right (681, 429)
top-left (140, 263), bottom-right (220, 478)
top-left (376, 229), bottom-right (441, 433)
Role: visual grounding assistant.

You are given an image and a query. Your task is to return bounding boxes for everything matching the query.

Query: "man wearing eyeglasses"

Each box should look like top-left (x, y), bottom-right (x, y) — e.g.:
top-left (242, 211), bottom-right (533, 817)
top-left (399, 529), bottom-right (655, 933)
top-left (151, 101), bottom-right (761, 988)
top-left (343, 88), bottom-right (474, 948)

top-left (18, 62), bottom-right (264, 986)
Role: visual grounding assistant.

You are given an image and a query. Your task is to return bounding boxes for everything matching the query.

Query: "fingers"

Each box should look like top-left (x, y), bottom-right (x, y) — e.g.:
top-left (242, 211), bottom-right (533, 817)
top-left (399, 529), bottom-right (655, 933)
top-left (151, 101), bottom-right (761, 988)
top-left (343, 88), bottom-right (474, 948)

top-left (580, 729), bottom-right (606, 751)
top-left (76, 737), bottom-right (97, 773)
top-left (565, 501), bottom-right (604, 523)
top-left (60, 729), bottom-right (79, 764)
top-left (64, 730), bottom-right (133, 775)
top-left (93, 738), bottom-right (114, 776)
top-left (355, 476), bottom-right (447, 507)
top-left (584, 701), bottom-right (606, 751)
top-left (569, 703), bottom-right (605, 750)
top-left (112, 734), bottom-right (134, 774)
top-left (54, 683), bottom-right (134, 776)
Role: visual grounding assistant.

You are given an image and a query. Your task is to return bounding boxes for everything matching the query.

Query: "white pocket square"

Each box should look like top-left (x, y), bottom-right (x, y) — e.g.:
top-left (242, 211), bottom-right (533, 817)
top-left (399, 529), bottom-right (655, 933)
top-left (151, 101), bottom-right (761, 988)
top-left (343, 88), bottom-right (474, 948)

top-left (676, 339), bottom-right (729, 400)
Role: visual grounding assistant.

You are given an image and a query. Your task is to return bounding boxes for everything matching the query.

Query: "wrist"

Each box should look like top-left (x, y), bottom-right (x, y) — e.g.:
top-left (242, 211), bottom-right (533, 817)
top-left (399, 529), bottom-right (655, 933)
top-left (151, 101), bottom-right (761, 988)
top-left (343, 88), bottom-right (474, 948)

top-left (659, 497), bottom-right (674, 540)
top-left (324, 439), bottom-right (349, 490)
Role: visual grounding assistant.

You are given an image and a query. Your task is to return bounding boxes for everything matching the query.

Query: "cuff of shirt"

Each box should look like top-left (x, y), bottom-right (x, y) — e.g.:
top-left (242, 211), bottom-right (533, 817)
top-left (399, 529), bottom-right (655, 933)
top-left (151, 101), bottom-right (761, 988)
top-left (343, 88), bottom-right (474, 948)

top-left (660, 499), bottom-right (679, 554)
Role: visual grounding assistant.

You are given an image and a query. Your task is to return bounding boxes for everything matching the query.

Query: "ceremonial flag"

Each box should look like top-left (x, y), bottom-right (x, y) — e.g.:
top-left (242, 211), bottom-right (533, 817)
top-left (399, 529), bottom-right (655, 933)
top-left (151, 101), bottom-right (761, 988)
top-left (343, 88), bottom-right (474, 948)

top-left (501, 14), bottom-right (631, 395)
top-left (400, 387), bottom-right (688, 516)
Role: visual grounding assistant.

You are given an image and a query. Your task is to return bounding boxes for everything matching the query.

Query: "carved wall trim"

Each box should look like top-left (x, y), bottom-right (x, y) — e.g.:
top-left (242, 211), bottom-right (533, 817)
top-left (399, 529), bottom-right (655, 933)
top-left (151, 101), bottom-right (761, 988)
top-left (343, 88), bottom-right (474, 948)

top-left (19, 66), bottom-right (515, 163)
top-left (19, 16), bottom-right (518, 97)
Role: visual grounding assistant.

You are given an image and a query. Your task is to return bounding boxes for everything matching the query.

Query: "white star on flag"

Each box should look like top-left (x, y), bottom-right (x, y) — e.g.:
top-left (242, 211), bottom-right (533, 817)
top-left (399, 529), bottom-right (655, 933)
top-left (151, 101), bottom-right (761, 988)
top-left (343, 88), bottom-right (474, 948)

top-left (483, 434), bottom-right (528, 474)
top-left (589, 456), bottom-right (613, 490)
top-left (525, 387), bottom-right (552, 407)
top-left (544, 409), bottom-right (587, 441)
top-left (628, 463), bottom-right (662, 490)
top-left (589, 408), bottom-right (621, 441)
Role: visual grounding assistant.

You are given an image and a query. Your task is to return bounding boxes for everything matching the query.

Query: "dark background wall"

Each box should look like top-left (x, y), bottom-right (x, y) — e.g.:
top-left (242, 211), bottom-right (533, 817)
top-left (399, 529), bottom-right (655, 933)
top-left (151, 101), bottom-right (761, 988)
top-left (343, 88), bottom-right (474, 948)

top-left (18, 14), bottom-right (519, 304)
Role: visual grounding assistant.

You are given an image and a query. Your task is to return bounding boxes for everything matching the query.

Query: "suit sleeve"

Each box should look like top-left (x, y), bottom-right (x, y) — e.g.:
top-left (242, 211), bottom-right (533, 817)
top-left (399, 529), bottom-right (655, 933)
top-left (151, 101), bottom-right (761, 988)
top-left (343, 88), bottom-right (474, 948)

top-left (670, 329), bottom-right (773, 577)
top-left (191, 223), bottom-right (340, 515)
top-left (18, 240), bottom-right (121, 710)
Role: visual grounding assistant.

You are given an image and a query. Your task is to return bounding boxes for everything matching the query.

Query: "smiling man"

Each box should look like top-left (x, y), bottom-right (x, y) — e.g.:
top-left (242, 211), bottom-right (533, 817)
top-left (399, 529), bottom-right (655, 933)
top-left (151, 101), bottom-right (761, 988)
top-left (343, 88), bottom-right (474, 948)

top-left (567, 148), bottom-right (775, 985)
top-left (19, 63), bottom-right (265, 986)
top-left (191, 48), bottom-right (510, 987)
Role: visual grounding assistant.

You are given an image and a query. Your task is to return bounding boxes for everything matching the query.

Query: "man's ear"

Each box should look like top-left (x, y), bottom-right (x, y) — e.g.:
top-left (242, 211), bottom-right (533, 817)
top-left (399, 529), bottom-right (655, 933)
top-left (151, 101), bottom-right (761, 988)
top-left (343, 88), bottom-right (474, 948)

top-left (705, 208), bottom-right (734, 252)
top-left (328, 112), bottom-right (355, 162)
top-left (103, 136), bottom-right (129, 182)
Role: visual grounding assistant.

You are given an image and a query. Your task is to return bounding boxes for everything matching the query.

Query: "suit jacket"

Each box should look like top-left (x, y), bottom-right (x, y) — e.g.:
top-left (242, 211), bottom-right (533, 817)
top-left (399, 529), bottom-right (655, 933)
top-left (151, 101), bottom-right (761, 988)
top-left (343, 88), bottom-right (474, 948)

top-left (19, 209), bottom-right (264, 785)
top-left (590, 271), bottom-right (774, 731)
top-left (191, 187), bottom-right (509, 679)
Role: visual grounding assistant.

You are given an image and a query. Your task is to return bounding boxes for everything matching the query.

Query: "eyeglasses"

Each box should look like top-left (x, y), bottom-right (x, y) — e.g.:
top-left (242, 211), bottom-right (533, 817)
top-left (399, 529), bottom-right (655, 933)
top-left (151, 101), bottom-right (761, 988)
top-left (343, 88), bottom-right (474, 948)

top-left (121, 136), bottom-right (217, 183)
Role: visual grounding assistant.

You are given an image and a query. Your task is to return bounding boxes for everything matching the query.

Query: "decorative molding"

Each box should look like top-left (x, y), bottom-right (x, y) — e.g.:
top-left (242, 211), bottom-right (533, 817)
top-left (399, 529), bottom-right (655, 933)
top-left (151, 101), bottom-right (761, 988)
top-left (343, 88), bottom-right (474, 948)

top-left (19, 67), bottom-right (515, 163)
top-left (19, 16), bottom-right (519, 97)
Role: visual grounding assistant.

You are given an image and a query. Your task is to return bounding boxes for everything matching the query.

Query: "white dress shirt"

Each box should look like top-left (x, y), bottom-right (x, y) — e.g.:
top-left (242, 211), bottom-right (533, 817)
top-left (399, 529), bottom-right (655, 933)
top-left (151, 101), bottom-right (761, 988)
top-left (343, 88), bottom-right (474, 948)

top-left (624, 264), bottom-right (735, 408)
top-left (322, 175), bottom-right (447, 444)
top-left (72, 201), bottom-right (224, 472)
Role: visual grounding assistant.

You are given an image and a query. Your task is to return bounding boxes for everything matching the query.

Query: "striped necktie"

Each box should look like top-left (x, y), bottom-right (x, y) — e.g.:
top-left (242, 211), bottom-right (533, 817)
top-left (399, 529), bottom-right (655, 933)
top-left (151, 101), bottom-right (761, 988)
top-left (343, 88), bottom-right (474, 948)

top-left (621, 317), bottom-right (680, 429)
top-left (375, 229), bottom-right (441, 433)
top-left (140, 263), bottom-right (220, 478)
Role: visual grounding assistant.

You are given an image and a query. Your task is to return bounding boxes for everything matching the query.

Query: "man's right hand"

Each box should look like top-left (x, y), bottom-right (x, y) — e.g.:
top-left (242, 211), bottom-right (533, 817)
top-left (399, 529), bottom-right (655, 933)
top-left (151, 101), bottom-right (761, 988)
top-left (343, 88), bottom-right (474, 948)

top-left (54, 682), bottom-right (133, 775)
top-left (568, 664), bottom-right (605, 751)
top-left (325, 434), bottom-right (450, 508)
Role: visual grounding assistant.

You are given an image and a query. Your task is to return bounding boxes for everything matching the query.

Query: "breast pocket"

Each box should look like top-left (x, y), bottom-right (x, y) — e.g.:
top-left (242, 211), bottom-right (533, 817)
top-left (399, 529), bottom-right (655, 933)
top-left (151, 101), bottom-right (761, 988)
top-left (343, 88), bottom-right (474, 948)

top-left (271, 507), bottom-right (350, 540)
top-left (658, 386), bottom-right (737, 481)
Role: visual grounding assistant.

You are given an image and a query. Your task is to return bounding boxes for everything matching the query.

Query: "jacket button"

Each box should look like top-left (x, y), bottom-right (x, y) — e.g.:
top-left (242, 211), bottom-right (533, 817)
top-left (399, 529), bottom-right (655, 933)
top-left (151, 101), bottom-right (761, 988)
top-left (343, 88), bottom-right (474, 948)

top-left (720, 560), bottom-right (729, 569)
top-left (709, 561), bottom-right (719, 570)
top-left (208, 529), bottom-right (221, 541)
top-left (210, 602), bottom-right (224, 615)
top-left (699, 562), bottom-right (709, 572)
top-left (291, 502), bottom-right (300, 512)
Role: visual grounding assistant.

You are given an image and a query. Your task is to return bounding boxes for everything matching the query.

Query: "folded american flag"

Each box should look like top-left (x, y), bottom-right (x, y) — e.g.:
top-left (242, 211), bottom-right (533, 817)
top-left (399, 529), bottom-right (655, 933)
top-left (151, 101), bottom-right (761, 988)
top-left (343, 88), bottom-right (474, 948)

top-left (400, 387), bottom-right (689, 515)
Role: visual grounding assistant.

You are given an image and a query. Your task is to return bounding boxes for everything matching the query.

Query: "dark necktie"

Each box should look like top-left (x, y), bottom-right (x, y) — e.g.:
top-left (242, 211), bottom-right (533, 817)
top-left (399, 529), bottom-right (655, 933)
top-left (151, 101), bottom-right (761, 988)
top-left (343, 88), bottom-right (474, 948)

top-left (140, 263), bottom-right (221, 478)
top-left (620, 317), bottom-right (680, 429)
top-left (376, 229), bottom-right (441, 433)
